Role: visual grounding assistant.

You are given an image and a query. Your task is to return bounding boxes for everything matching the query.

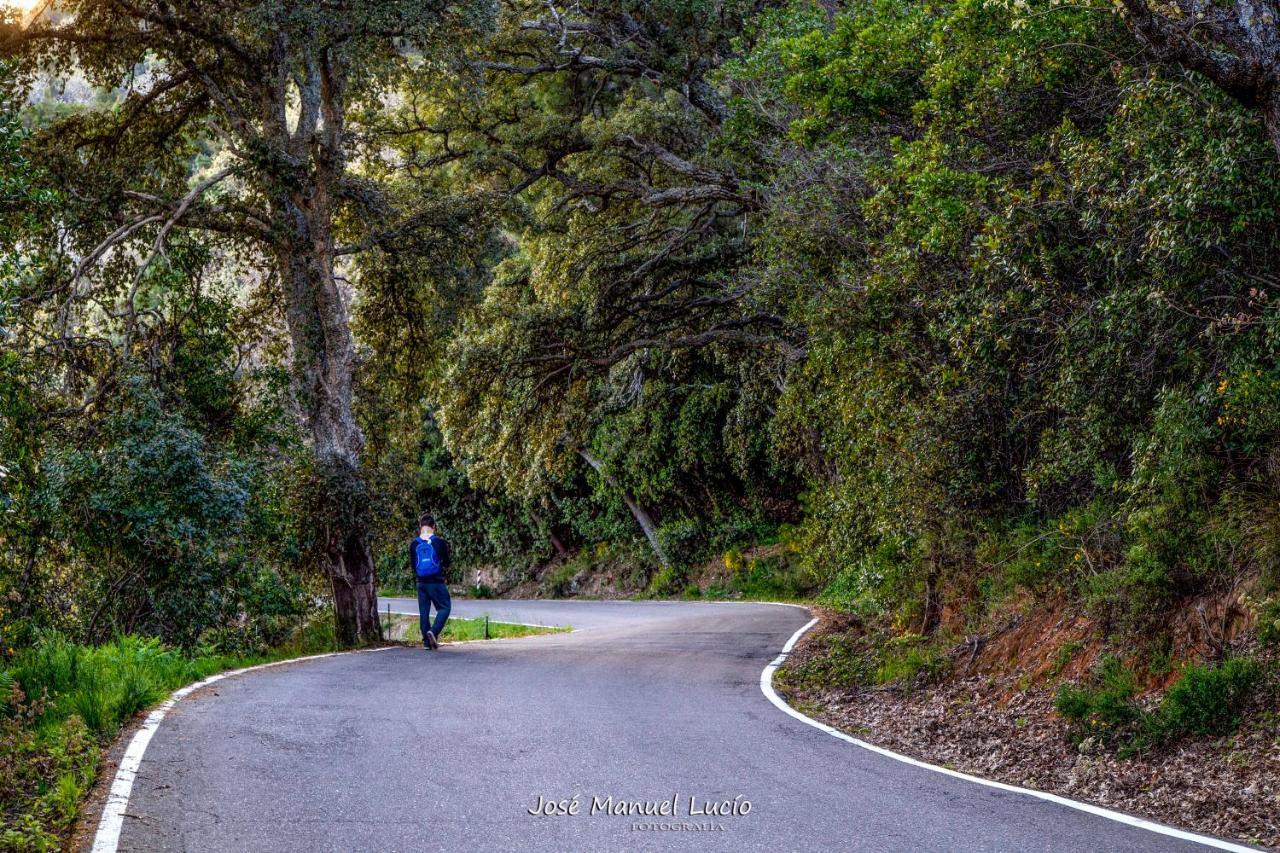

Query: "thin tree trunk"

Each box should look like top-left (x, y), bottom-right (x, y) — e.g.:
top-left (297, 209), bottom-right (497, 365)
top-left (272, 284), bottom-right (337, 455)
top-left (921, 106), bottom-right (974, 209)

top-left (920, 559), bottom-right (941, 636)
top-left (1265, 99), bottom-right (1280, 162)
top-left (276, 186), bottom-right (381, 646)
top-left (530, 509), bottom-right (570, 558)
top-left (576, 448), bottom-right (669, 566)
top-left (548, 528), bottom-right (570, 558)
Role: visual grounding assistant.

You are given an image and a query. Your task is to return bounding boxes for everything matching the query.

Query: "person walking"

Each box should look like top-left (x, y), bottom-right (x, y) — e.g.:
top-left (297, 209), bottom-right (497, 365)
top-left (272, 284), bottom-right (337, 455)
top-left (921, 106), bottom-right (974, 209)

top-left (408, 514), bottom-right (452, 650)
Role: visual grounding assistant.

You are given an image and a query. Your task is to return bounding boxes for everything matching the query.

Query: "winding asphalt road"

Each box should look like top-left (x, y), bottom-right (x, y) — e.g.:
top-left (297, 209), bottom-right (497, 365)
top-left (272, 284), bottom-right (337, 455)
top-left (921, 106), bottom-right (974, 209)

top-left (110, 599), bottom-right (1239, 852)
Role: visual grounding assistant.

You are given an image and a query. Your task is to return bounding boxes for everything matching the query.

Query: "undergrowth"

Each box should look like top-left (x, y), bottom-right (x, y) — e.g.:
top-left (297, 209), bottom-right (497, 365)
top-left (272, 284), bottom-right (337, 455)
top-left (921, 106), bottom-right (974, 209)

top-left (0, 619), bottom-right (339, 851)
top-left (1055, 654), bottom-right (1264, 757)
top-left (776, 627), bottom-right (953, 694)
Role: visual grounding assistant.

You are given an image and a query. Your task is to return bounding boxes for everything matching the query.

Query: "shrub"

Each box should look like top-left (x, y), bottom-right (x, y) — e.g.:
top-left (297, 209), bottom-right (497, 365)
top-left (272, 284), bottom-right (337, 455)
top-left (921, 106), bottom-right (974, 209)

top-left (1056, 654), bottom-right (1263, 755)
top-left (656, 518), bottom-right (709, 567)
top-left (705, 552), bottom-right (817, 601)
top-left (1258, 598), bottom-right (1280, 647)
top-left (873, 633), bottom-right (950, 685)
top-left (779, 627), bottom-right (954, 693)
top-left (0, 682), bottom-right (96, 850)
top-left (777, 631), bottom-right (875, 692)
top-left (1154, 659), bottom-right (1261, 739)
top-left (1081, 551), bottom-right (1175, 634)
top-left (544, 563), bottom-right (579, 597)
top-left (1048, 640), bottom-right (1085, 678)
top-left (817, 541), bottom-right (911, 614)
top-left (645, 564), bottom-right (687, 597)
top-left (1054, 654), bottom-right (1143, 748)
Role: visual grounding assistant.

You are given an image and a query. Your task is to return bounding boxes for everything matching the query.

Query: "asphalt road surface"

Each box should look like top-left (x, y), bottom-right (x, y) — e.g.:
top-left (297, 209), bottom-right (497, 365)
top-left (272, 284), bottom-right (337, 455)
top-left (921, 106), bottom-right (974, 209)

top-left (113, 598), bottom-right (1233, 852)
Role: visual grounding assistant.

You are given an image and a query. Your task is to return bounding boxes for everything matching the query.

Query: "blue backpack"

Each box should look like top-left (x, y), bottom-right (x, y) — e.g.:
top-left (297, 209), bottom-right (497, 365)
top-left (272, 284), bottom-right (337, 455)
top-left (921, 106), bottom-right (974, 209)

top-left (414, 537), bottom-right (442, 578)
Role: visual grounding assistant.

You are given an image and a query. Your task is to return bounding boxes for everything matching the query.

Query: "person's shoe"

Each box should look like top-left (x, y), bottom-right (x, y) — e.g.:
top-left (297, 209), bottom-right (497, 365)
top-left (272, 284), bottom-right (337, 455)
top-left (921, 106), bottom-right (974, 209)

top-left (425, 630), bottom-right (439, 650)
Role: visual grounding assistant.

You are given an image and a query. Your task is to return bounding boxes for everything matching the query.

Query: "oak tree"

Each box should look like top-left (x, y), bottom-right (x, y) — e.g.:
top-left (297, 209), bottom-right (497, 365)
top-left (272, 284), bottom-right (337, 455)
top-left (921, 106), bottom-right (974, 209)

top-left (3, 0), bottom-right (483, 643)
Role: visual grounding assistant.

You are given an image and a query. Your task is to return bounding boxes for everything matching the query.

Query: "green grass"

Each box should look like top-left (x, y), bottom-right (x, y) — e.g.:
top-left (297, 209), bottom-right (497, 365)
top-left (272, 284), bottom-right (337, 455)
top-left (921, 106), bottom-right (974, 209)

top-left (775, 631), bottom-right (875, 692)
top-left (777, 626), bottom-right (953, 695)
top-left (1, 618), bottom-right (342, 851)
top-left (378, 582), bottom-right (499, 599)
top-left (0, 611), bottom-right (562, 850)
top-left (397, 615), bottom-right (568, 644)
top-left (697, 550), bottom-right (820, 602)
top-left (873, 635), bottom-right (951, 685)
top-left (1048, 640), bottom-right (1086, 678)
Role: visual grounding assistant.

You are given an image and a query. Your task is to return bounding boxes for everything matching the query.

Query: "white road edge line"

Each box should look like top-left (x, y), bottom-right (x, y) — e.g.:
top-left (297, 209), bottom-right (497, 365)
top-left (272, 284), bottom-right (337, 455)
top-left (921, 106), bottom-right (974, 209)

top-left (94, 600), bottom-right (778, 851)
top-left (90, 646), bottom-right (396, 853)
top-left (759, 616), bottom-right (1261, 853)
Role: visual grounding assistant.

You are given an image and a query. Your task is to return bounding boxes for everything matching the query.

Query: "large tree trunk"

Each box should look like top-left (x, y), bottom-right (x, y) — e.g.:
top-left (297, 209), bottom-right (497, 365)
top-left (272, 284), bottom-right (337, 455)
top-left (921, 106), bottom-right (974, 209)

top-left (277, 185), bottom-right (381, 646)
top-left (577, 448), bottom-right (669, 566)
top-left (1120, 0), bottom-right (1280, 160)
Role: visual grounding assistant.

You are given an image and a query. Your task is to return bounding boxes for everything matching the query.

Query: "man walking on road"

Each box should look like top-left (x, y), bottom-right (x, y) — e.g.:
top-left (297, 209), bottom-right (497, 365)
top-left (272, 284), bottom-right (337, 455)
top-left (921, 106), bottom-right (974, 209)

top-left (409, 514), bottom-right (451, 650)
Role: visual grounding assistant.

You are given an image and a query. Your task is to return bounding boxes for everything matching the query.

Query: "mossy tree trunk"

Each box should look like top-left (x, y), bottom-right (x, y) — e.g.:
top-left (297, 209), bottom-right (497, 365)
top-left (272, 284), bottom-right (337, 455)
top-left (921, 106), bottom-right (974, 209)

top-left (267, 52), bottom-right (381, 646)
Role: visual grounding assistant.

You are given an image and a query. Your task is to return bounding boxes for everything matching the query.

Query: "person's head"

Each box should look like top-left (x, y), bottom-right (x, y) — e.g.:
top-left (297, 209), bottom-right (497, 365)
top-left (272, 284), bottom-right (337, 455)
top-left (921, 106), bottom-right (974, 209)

top-left (418, 513), bottom-right (436, 537)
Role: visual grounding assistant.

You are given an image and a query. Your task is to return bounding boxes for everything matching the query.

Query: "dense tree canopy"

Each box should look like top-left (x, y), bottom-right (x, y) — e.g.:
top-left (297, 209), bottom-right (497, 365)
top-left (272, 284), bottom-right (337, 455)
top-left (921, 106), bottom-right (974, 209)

top-left (9, 0), bottom-right (1280, 846)
top-left (3, 0), bottom-right (1280, 654)
top-left (1, 0), bottom-right (503, 643)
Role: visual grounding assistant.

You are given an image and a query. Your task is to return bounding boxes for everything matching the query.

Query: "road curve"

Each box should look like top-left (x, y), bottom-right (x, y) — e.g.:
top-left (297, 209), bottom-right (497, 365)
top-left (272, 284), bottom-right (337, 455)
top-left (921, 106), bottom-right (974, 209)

top-left (113, 599), bottom-right (1228, 852)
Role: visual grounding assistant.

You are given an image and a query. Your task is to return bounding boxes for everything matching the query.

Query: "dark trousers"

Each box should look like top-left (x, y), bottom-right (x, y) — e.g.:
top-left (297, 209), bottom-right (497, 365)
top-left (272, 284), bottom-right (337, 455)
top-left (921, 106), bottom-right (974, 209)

top-left (415, 579), bottom-right (451, 644)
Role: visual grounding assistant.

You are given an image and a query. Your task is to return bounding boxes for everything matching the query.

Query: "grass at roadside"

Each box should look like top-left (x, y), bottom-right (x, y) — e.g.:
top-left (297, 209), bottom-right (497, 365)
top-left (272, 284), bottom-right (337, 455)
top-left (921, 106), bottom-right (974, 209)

top-left (391, 614), bottom-right (568, 645)
top-left (1, 618), bottom-right (341, 851)
top-left (1, 611), bottom-right (566, 850)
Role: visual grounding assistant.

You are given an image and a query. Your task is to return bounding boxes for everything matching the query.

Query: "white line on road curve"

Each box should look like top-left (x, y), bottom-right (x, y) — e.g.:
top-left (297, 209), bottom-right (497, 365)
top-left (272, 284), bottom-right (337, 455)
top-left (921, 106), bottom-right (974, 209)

top-left (759, 617), bottom-right (1260, 853)
top-left (90, 647), bottom-right (396, 853)
top-left (90, 608), bottom-right (582, 853)
top-left (93, 602), bottom-right (1245, 852)
top-left (91, 600), bottom-right (776, 852)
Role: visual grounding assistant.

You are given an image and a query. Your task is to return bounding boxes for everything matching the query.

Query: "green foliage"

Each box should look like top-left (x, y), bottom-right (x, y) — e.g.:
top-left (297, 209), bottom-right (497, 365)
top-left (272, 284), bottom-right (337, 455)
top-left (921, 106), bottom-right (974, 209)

top-left (1258, 599), bottom-right (1280, 647)
top-left (0, 625), bottom-right (339, 848)
top-left (0, 687), bottom-right (96, 852)
top-left (1056, 655), bottom-right (1263, 756)
top-left (724, 0), bottom-right (1280, 636)
top-left (1158, 659), bottom-right (1262, 739)
top-left (776, 631), bottom-right (876, 692)
top-left (545, 562), bottom-right (582, 598)
top-left (655, 515), bottom-right (775, 570)
top-left (1048, 641), bottom-right (1085, 678)
top-left (873, 633), bottom-right (951, 685)
top-left (707, 547), bottom-right (819, 601)
top-left (9, 0), bottom-right (1280, 837)
top-left (0, 261), bottom-right (310, 649)
top-left (817, 541), bottom-right (914, 615)
top-left (399, 616), bottom-right (567, 644)
top-left (646, 564), bottom-right (689, 598)
top-left (778, 626), bottom-right (951, 693)
top-left (1055, 655), bottom-right (1145, 749)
